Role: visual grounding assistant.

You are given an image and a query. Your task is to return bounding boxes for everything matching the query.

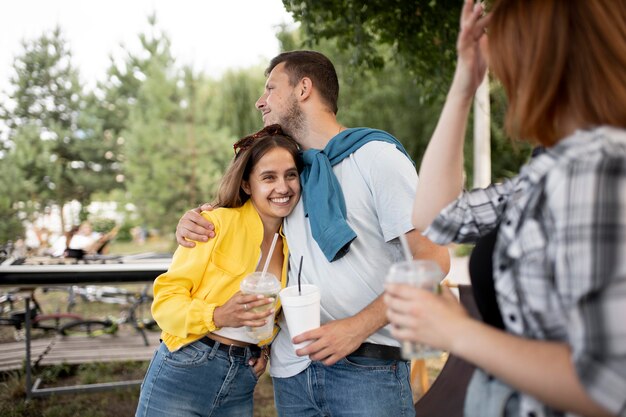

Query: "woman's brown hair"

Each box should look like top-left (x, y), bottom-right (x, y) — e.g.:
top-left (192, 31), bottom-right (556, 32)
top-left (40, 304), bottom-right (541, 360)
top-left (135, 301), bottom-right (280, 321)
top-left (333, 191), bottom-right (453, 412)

top-left (488, 0), bottom-right (626, 146)
top-left (214, 124), bottom-right (302, 208)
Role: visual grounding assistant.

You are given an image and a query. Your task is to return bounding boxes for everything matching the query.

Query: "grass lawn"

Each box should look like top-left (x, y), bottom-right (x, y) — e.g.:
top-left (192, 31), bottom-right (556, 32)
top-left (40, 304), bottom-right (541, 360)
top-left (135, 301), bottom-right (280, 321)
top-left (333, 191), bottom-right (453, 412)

top-left (106, 236), bottom-right (177, 256)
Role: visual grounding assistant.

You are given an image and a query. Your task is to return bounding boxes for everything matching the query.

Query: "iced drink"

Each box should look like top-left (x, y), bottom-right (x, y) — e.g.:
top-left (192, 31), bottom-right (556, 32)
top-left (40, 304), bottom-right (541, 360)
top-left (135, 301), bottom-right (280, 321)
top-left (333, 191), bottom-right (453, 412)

top-left (386, 260), bottom-right (444, 359)
top-left (240, 272), bottom-right (281, 341)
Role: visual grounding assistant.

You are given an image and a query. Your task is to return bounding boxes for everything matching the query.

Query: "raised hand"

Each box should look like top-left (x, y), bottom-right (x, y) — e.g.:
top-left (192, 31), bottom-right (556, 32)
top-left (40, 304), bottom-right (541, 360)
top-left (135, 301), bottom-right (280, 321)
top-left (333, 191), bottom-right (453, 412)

top-left (454, 0), bottom-right (491, 98)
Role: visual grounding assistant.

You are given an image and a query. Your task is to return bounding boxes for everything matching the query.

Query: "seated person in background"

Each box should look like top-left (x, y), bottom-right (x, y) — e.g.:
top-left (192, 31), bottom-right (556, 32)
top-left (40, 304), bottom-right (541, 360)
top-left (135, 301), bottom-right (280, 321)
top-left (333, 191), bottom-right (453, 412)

top-left (51, 221), bottom-right (116, 258)
top-left (67, 221), bottom-right (101, 256)
top-left (51, 225), bottom-right (80, 257)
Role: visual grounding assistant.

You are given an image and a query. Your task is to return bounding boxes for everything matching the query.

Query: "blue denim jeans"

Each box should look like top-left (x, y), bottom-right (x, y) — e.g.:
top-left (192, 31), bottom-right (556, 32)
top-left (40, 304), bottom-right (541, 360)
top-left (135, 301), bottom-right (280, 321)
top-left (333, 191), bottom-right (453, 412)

top-left (272, 356), bottom-right (415, 417)
top-left (135, 340), bottom-right (259, 417)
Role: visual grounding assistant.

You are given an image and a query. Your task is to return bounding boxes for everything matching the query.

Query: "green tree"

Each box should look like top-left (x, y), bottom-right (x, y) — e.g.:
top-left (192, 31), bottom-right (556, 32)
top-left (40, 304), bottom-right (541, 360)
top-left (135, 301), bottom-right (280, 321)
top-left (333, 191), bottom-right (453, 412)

top-left (122, 25), bottom-right (231, 236)
top-left (89, 14), bottom-right (167, 199)
top-left (283, 0), bottom-right (461, 94)
top-left (214, 67), bottom-right (266, 138)
top-left (0, 27), bottom-right (118, 231)
top-left (0, 146), bottom-right (25, 243)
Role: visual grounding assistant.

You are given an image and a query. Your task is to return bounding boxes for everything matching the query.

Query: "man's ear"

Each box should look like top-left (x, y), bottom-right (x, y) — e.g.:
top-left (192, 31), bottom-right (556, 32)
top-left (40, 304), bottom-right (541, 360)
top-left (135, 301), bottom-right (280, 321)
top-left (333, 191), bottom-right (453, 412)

top-left (297, 77), bottom-right (313, 101)
top-left (241, 180), bottom-right (251, 195)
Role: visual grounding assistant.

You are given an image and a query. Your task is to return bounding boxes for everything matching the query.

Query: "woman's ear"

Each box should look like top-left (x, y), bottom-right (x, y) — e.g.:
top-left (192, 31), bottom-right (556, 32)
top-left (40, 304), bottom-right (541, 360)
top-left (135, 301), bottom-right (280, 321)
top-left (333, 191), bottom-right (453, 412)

top-left (241, 180), bottom-right (251, 196)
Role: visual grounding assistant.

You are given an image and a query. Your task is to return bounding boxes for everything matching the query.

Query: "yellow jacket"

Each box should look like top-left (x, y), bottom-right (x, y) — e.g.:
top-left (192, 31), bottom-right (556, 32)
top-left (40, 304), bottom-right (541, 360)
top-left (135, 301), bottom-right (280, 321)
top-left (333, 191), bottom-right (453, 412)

top-left (152, 200), bottom-right (288, 351)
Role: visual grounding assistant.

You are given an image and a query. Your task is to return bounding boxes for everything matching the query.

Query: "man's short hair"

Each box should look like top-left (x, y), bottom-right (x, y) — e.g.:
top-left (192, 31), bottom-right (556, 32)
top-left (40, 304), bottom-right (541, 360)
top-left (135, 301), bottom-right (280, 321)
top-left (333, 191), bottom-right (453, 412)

top-left (266, 50), bottom-right (339, 114)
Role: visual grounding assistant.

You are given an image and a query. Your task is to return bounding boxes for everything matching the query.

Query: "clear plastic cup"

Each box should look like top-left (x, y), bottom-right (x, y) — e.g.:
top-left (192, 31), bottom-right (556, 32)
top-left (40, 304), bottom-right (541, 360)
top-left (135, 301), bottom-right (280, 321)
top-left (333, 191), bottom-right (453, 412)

top-left (240, 272), bottom-right (281, 341)
top-left (386, 260), bottom-right (444, 359)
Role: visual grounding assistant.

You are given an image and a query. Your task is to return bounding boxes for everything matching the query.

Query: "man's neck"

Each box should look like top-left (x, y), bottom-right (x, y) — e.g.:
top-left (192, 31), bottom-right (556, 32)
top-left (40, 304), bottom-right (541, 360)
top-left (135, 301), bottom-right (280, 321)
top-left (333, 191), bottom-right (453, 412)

top-left (296, 112), bottom-right (345, 151)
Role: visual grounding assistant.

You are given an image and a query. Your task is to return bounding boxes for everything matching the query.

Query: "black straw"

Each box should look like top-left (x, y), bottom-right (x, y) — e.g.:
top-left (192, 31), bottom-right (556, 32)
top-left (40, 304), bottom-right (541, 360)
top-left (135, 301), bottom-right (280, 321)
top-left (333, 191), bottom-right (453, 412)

top-left (297, 256), bottom-right (303, 295)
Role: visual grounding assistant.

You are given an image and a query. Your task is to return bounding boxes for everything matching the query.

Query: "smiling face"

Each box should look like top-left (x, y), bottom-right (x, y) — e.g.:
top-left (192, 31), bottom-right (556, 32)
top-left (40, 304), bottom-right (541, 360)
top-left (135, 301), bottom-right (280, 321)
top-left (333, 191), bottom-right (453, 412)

top-left (242, 146), bottom-right (301, 230)
top-left (255, 63), bottom-right (304, 136)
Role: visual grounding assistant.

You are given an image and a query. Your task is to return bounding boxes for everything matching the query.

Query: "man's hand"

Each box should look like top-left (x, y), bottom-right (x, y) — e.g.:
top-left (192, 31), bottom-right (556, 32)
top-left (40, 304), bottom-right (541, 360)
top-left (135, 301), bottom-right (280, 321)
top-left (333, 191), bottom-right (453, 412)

top-left (175, 203), bottom-right (215, 248)
top-left (292, 317), bottom-right (366, 366)
top-left (248, 347), bottom-right (270, 378)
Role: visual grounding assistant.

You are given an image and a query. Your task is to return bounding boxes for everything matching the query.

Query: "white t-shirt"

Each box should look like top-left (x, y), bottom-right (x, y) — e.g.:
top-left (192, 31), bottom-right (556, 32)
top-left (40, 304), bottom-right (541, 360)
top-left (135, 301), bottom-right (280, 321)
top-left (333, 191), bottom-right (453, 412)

top-left (271, 141), bottom-right (418, 378)
top-left (69, 233), bottom-right (101, 250)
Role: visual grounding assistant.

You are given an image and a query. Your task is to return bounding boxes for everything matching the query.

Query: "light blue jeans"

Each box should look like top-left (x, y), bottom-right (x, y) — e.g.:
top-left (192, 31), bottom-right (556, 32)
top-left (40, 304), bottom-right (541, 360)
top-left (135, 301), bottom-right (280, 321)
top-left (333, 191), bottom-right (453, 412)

top-left (135, 340), bottom-right (259, 417)
top-left (272, 356), bottom-right (415, 417)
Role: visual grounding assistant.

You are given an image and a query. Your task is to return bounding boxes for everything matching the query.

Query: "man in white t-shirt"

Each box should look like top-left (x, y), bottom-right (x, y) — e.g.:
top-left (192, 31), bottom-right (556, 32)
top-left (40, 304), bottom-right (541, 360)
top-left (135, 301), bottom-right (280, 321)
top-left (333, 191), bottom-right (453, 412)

top-left (176, 50), bottom-right (449, 416)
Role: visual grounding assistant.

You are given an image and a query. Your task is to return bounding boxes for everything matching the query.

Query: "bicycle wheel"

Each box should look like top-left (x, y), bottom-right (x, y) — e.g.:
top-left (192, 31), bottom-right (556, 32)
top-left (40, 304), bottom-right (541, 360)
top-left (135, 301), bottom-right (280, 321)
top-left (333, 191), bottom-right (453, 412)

top-left (130, 296), bottom-right (159, 331)
top-left (34, 313), bottom-right (84, 333)
top-left (0, 317), bottom-right (19, 327)
top-left (136, 317), bottom-right (159, 331)
top-left (59, 319), bottom-right (117, 337)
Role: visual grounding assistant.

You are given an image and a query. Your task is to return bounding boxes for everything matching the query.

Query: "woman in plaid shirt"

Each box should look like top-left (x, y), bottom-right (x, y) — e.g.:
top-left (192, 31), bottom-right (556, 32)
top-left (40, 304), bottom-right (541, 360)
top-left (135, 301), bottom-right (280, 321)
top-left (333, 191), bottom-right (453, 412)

top-left (385, 1), bottom-right (626, 416)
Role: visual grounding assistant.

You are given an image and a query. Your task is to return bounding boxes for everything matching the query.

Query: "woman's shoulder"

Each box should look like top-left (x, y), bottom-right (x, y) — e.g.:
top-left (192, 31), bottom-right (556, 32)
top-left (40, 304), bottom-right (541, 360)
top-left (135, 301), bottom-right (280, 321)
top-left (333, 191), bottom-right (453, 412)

top-left (544, 126), bottom-right (626, 202)
top-left (200, 206), bottom-right (236, 227)
top-left (200, 203), bottom-right (256, 231)
top-left (558, 126), bottom-right (626, 160)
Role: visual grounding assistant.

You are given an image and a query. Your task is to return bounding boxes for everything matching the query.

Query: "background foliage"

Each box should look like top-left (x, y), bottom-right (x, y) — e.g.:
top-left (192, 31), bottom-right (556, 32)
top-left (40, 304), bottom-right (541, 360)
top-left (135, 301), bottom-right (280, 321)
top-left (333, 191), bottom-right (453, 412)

top-left (0, 5), bottom-right (532, 247)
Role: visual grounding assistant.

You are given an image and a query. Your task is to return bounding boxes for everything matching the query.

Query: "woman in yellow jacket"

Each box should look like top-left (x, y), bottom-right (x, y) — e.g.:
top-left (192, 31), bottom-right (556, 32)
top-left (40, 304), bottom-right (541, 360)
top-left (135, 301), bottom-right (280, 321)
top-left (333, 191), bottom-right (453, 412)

top-left (136, 125), bottom-right (302, 417)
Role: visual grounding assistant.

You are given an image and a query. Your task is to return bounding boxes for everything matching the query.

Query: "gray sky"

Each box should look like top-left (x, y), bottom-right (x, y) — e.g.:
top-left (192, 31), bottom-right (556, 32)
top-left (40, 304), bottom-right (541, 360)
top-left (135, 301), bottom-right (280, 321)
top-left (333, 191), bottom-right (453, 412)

top-left (0, 0), bottom-right (295, 94)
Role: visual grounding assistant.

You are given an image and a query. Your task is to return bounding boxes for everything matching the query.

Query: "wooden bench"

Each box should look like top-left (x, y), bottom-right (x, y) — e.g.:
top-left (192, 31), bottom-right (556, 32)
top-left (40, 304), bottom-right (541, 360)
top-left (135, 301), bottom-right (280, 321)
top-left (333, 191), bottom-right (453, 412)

top-left (0, 328), bottom-right (159, 371)
top-left (0, 338), bottom-right (53, 372)
top-left (23, 329), bottom-right (160, 398)
top-left (39, 330), bottom-right (160, 366)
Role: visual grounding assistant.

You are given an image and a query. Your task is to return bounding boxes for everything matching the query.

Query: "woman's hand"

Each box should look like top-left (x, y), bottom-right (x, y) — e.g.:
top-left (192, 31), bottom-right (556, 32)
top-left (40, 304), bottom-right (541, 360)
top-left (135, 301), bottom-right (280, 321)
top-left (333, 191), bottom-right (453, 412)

top-left (384, 283), bottom-right (472, 352)
top-left (453, 0), bottom-right (491, 99)
top-left (248, 346), bottom-right (270, 378)
top-left (213, 291), bottom-right (275, 329)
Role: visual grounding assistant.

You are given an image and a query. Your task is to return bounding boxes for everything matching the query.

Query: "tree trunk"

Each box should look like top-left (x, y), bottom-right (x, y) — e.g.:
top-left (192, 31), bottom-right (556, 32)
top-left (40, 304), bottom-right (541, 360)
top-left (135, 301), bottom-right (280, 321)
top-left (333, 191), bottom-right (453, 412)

top-left (473, 73), bottom-right (491, 189)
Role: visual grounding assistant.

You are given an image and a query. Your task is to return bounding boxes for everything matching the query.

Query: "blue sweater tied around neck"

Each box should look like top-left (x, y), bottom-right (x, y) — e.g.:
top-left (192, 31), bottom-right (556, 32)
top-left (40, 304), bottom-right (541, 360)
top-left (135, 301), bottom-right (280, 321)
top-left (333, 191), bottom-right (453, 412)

top-left (300, 127), bottom-right (414, 262)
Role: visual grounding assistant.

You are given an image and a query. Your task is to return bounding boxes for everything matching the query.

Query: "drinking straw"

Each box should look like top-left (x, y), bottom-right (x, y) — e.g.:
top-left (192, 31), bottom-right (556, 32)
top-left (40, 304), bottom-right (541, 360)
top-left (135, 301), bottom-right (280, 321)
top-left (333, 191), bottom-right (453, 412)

top-left (399, 234), bottom-right (412, 262)
top-left (261, 233), bottom-right (280, 278)
top-left (297, 255), bottom-right (304, 295)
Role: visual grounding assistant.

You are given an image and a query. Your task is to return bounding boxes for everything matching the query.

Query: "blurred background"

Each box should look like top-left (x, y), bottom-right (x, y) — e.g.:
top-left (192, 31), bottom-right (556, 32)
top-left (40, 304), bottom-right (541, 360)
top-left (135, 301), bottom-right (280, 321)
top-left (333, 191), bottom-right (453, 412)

top-left (0, 0), bottom-right (531, 257)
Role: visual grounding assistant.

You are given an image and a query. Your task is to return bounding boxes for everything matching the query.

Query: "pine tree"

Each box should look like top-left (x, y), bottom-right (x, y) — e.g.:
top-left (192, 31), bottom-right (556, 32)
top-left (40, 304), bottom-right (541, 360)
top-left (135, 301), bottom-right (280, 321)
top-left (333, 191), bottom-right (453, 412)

top-left (0, 144), bottom-right (25, 243)
top-left (121, 19), bottom-right (231, 235)
top-left (0, 27), bottom-right (120, 232)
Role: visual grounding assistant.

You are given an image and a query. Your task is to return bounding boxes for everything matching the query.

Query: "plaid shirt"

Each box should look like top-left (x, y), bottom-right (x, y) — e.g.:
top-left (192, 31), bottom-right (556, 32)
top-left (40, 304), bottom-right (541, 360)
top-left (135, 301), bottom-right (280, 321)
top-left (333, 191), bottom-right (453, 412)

top-left (425, 126), bottom-right (626, 417)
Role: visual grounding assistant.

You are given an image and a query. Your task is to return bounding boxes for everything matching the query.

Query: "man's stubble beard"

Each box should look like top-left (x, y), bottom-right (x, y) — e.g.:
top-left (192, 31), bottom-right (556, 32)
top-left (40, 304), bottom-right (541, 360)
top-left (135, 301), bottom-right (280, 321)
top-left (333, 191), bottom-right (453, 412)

top-left (278, 95), bottom-right (306, 143)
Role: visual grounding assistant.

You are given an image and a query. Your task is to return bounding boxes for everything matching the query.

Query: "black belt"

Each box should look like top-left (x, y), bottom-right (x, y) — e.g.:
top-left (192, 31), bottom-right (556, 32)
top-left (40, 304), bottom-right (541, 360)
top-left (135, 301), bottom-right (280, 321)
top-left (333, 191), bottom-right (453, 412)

top-left (349, 342), bottom-right (403, 361)
top-left (198, 336), bottom-right (261, 358)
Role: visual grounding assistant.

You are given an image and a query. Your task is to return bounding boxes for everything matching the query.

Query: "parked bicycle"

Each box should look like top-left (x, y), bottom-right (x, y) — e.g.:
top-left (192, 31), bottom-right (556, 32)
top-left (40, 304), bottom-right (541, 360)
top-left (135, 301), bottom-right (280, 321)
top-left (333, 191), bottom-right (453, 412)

top-left (55, 284), bottom-right (158, 345)
top-left (0, 285), bottom-right (157, 343)
top-left (0, 289), bottom-right (19, 316)
top-left (66, 284), bottom-right (152, 309)
top-left (0, 289), bottom-right (101, 341)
